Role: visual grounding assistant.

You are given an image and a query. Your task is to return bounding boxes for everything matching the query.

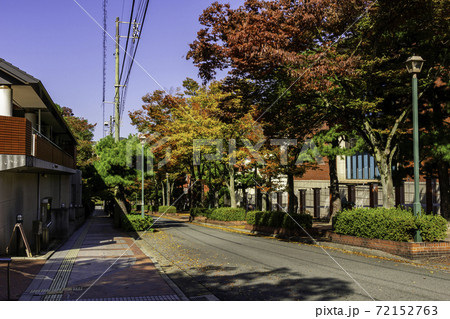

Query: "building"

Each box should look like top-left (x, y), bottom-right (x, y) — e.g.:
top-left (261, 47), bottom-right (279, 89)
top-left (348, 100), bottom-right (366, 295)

top-left (0, 58), bottom-right (84, 255)
top-left (294, 149), bottom-right (440, 218)
top-left (242, 143), bottom-right (440, 218)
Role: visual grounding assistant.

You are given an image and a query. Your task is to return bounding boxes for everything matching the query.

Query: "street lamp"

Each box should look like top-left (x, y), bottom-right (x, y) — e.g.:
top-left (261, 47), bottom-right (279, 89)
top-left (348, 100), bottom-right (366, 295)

top-left (405, 55), bottom-right (425, 243)
top-left (139, 133), bottom-right (146, 219)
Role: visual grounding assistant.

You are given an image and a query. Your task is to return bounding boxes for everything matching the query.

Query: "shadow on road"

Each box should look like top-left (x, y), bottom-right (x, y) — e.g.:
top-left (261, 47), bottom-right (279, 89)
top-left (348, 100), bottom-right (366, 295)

top-left (170, 264), bottom-right (355, 301)
top-left (151, 219), bottom-right (187, 230)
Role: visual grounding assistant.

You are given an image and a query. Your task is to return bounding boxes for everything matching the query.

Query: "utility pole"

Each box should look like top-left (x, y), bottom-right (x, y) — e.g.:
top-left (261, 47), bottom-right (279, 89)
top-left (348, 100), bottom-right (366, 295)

top-left (113, 17), bottom-right (141, 143)
top-left (114, 17), bottom-right (120, 143)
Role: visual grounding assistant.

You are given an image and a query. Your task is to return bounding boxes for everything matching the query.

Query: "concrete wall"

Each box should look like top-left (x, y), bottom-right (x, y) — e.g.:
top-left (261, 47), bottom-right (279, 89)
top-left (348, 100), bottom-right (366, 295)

top-left (0, 171), bottom-right (81, 254)
top-left (0, 172), bottom-right (37, 253)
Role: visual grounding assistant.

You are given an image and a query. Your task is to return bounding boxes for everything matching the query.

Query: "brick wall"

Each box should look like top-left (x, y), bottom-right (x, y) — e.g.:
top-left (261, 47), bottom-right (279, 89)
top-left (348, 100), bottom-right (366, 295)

top-left (328, 231), bottom-right (450, 259)
top-left (0, 116), bottom-right (32, 155)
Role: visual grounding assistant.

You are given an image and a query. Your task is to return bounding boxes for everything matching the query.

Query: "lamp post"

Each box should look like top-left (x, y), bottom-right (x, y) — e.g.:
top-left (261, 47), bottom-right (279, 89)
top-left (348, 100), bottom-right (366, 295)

top-left (139, 134), bottom-right (146, 219)
top-left (405, 55), bottom-right (425, 243)
top-left (166, 172), bottom-right (170, 206)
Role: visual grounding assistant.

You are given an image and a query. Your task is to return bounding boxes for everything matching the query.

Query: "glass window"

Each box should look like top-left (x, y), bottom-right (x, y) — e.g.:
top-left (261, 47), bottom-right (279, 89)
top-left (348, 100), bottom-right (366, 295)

top-left (346, 153), bottom-right (380, 180)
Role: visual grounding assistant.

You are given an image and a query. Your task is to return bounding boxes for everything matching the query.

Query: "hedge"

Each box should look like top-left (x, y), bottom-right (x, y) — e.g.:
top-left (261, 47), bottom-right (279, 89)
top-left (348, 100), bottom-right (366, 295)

top-left (246, 211), bottom-right (313, 230)
top-left (333, 207), bottom-right (448, 242)
top-left (208, 207), bottom-right (246, 221)
top-left (416, 214), bottom-right (448, 242)
top-left (190, 207), bottom-right (212, 218)
top-left (158, 205), bottom-right (177, 214)
top-left (121, 214), bottom-right (154, 232)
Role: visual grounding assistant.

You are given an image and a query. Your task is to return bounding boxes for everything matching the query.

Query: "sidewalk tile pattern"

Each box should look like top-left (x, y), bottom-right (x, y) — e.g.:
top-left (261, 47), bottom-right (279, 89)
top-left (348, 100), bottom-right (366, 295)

top-left (20, 213), bottom-right (180, 301)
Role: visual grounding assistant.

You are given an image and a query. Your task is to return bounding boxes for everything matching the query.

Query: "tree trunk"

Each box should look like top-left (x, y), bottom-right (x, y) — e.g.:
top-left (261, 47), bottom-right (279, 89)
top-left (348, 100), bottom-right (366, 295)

top-left (229, 166), bottom-right (237, 208)
top-left (437, 160), bottom-right (450, 220)
top-left (328, 153), bottom-right (341, 220)
top-left (188, 175), bottom-right (193, 210)
top-left (375, 151), bottom-right (395, 208)
top-left (287, 172), bottom-right (297, 214)
top-left (362, 117), bottom-right (405, 209)
top-left (161, 181), bottom-right (166, 206)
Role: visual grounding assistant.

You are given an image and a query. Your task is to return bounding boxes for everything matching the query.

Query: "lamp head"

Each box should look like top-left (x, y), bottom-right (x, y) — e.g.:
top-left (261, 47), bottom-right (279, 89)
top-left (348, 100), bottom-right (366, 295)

top-left (405, 55), bottom-right (425, 74)
top-left (16, 213), bottom-right (23, 224)
top-left (138, 133), bottom-right (146, 145)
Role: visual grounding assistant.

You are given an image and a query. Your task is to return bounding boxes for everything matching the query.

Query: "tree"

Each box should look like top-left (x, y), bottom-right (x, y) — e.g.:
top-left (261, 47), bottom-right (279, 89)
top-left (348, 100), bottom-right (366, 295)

top-left (187, 0), bottom-right (449, 210)
top-left (94, 135), bottom-right (140, 214)
top-left (61, 106), bottom-right (96, 167)
top-left (129, 79), bottom-right (263, 208)
top-left (60, 106), bottom-right (99, 211)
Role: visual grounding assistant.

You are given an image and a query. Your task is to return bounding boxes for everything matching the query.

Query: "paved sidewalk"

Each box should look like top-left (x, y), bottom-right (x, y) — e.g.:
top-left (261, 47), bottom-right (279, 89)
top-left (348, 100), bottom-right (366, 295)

top-left (20, 211), bottom-right (185, 301)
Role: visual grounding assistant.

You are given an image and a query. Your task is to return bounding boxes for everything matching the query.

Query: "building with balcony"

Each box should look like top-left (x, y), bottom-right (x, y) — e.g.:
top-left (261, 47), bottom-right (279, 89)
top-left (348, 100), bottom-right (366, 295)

top-left (0, 58), bottom-right (83, 255)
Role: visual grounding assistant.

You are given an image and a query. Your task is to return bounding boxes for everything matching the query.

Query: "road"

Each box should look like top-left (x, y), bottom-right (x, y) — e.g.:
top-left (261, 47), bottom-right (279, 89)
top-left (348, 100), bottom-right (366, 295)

top-left (140, 218), bottom-right (450, 301)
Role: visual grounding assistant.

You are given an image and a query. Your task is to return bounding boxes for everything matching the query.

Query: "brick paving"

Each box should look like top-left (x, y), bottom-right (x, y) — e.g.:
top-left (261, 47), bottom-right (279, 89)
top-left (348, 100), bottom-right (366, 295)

top-left (19, 211), bottom-right (184, 301)
top-left (0, 259), bottom-right (45, 300)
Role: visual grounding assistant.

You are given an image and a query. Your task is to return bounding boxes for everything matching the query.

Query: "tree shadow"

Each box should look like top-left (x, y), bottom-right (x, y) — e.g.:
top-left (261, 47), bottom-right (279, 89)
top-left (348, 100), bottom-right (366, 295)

top-left (171, 265), bottom-right (356, 301)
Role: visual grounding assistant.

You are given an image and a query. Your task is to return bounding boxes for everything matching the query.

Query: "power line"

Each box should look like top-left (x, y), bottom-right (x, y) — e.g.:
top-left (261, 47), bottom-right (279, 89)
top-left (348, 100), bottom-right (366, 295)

top-left (119, 0), bottom-right (150, 118)
top-left (119, 0), bottom-right (135, 84)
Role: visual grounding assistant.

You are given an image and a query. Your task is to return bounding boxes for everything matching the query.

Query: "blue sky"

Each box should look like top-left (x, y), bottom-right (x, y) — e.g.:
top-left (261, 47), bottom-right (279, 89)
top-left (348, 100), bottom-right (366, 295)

top-left (1, 0), bottom-right (244, 140)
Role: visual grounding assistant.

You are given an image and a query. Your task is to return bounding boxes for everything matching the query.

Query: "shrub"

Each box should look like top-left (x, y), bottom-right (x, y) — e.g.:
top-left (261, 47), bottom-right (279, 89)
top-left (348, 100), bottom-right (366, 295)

top-left (282, 213), bottom-right (313, 230)
top-left (208, 207), bottom-right (246, 221)
top-left (121, 214), bottom-right (154, 232)
top-left (246, 211), bottom-right (262, 225)
top-left (334, 207), bottom-right (417, 242)
top-left (158, 205), bottom-right (177, 214)
top-left (190, 207), bottom-right (212, 218)
top-left (416, 214), bottom-right (448, 242)
top-left (246, 211), bottom-right (312, 229)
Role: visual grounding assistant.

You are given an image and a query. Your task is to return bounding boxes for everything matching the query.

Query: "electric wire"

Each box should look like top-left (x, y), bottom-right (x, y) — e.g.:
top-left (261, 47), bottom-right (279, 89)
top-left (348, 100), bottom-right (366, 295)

top-left (119, 0), bottom-right (136, 84)
top-left (119, 0), bottom-right (150, 118)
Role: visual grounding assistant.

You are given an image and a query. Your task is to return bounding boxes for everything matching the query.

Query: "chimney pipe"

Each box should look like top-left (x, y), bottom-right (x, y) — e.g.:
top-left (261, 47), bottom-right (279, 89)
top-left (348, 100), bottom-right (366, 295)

top-left (0, 85), bottom-right (12, 116)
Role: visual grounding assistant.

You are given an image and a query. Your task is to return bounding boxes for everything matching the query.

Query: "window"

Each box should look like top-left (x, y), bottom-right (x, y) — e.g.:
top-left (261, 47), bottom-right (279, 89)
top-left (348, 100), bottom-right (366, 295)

top-left (346, 153), bottom-right (380, 180)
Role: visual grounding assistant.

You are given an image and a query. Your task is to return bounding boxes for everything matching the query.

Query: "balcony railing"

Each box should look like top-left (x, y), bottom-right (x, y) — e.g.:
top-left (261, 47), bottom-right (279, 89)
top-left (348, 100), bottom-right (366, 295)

top-left (33, 129), bottom-right (75, 169)
top-left (0, 116), bottom-right (32, 155)
top-left (0, 115), bottom-right (75, 169)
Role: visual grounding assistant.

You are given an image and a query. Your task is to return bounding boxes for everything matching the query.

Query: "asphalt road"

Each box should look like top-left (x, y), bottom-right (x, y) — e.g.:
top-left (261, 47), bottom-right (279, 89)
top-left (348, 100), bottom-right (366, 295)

top-left (141, 218), bottom-right (450, 301)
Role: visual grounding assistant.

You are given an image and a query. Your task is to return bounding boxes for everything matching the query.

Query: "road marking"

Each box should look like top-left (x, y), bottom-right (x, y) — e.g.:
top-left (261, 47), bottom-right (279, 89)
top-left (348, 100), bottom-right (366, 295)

top-left (74, 294), bottom-right (180, 301)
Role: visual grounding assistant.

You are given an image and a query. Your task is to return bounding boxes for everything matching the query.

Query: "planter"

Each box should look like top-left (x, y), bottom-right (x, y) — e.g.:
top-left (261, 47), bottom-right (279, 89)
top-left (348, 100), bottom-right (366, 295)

top-left (327, 231), bottom-right (450, 259)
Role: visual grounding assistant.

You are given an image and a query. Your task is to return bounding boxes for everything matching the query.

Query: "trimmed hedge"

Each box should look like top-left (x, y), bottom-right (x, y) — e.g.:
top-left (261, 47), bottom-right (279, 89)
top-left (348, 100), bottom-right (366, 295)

top-left (246, 211), bottom-right (313, 230)
top-left (121, 214), bottom-right (154, 232)
top-left (190, 207), bottom-right (212, 218)
top-left (158, 205), bottom-right (177, 214)
top-left (334, 207), bottom-right (448, 242)
top-left (208, 207), bottom-right (246, 221)
top-left (416, 214), bottom-right (448, 242)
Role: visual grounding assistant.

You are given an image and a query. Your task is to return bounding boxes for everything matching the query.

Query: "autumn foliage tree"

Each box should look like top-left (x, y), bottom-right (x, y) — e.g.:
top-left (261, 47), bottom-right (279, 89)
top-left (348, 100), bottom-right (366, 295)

top-left (187, 0), bottom-right (450, 213)
top-left (130, 79), bottom-right (263, 208)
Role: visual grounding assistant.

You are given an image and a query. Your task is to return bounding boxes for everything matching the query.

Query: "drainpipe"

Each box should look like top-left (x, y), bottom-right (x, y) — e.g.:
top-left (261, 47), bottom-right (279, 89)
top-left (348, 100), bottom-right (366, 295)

top-left (0, 85), bottom-right (12, 116)
top-left (38, 110), bottom-right (41, 133)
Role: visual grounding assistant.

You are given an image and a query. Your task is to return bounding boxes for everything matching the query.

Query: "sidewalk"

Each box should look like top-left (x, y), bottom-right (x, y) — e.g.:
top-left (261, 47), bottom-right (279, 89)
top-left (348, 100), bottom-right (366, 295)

top-left (20, 210), bottom-right (186, 301)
